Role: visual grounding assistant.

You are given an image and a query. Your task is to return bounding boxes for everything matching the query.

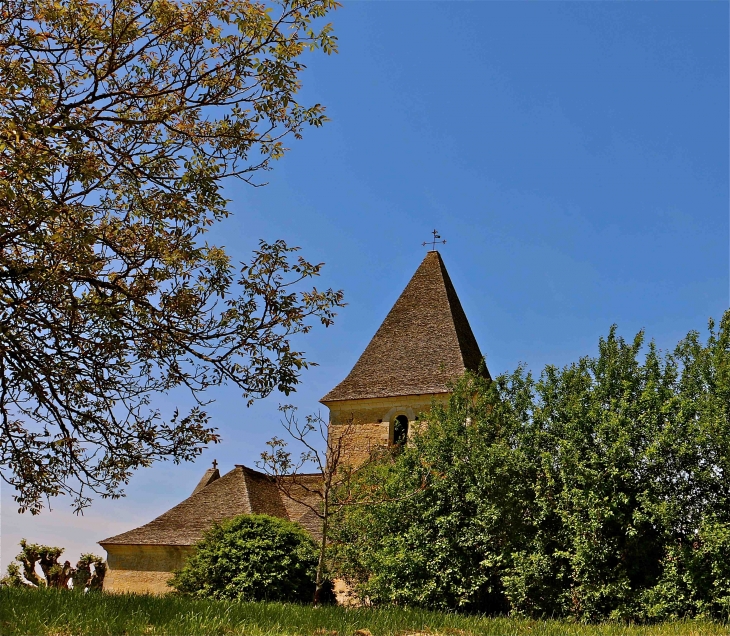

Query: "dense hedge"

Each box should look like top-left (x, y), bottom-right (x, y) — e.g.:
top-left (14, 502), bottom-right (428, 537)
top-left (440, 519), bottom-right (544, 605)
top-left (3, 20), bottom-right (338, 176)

top-left (329, 311), bottom-right (730, 621)
top-left (169, 514), bottom-right (318, 602)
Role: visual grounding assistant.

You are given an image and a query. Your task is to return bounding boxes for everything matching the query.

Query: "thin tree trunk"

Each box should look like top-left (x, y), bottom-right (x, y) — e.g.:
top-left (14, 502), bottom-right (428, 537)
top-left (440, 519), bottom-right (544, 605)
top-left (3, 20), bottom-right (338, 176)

top-left (313, 495), bottom-right (329, 606)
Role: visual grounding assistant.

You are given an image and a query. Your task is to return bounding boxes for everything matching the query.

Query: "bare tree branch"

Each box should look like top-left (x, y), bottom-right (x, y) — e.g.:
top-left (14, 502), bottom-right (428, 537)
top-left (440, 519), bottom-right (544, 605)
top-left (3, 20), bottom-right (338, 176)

top-left (258, 406), bottom-right (425, 605)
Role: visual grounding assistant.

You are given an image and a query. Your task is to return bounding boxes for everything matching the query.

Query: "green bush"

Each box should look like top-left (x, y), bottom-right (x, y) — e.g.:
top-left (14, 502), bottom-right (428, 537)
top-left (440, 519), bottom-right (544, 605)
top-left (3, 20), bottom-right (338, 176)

top-left (169, 514), bottom-right (318, 602)
top-left (329, 311), bottom-right (730, 621)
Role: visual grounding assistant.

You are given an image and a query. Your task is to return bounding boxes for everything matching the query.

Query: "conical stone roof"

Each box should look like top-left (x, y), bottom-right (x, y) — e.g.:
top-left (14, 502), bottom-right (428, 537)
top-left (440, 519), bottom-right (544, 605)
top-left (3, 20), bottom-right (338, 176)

top-left (321, 251), bottom-right (487, 403)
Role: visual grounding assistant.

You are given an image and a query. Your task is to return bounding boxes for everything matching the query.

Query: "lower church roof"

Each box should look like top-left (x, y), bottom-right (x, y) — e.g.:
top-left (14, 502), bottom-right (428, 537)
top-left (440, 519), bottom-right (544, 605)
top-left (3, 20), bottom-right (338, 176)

top-left (99, 466), bottom-right (323, 547)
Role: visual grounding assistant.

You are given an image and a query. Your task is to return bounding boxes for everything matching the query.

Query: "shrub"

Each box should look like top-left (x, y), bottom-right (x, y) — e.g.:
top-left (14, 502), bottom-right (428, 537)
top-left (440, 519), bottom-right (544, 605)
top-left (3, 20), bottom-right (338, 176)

top-left (169, 514), bottom-right (318, 602)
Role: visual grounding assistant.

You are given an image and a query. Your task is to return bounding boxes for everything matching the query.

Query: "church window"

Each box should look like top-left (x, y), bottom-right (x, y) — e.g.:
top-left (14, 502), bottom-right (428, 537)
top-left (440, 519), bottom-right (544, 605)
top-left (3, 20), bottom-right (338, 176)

top-left (393, 415), bottom-right (409, 446)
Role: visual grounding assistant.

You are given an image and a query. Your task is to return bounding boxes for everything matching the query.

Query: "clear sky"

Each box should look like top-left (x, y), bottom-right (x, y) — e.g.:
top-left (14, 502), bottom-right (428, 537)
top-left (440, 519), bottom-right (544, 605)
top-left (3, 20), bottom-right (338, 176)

top-left (2, 1), bottom-right (728, 570)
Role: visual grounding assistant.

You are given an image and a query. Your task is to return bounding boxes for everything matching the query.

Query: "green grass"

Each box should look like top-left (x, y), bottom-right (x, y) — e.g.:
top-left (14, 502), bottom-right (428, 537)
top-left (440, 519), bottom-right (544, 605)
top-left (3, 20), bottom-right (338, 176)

top-left (0, 587), bottom-right (726, 636)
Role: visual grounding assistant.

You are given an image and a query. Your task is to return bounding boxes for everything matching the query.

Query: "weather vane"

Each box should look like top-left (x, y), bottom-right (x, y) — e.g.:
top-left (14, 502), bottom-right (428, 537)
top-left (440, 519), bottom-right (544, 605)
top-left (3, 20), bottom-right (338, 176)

top-left (422, 229), bottom-right (446, 251)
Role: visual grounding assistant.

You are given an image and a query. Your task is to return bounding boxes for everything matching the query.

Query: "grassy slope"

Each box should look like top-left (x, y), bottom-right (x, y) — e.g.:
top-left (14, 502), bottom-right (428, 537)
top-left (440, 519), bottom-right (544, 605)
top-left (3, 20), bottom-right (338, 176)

top-left (0, 588), bottom-right (725, 636)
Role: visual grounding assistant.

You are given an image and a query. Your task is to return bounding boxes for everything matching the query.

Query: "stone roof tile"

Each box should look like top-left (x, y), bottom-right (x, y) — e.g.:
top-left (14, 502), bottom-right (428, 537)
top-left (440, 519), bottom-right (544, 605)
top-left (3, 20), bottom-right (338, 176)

top-left (99, 466), bottom-right (323, 546)
top-left (321, 251), bottom-right (487, 402)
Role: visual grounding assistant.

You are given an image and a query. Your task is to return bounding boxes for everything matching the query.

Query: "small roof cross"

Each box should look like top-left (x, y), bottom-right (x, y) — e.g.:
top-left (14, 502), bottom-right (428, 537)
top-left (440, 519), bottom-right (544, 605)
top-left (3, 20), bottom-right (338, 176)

top-left (422, 229), bottom-right (446, 251)
top-left (212, 459), bottom-right (218, 470)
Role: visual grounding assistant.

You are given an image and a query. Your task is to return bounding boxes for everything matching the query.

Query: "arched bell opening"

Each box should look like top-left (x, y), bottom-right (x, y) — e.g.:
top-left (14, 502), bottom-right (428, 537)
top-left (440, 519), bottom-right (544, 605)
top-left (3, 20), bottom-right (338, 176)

top-left (392, 414), bottom-right (409, 447)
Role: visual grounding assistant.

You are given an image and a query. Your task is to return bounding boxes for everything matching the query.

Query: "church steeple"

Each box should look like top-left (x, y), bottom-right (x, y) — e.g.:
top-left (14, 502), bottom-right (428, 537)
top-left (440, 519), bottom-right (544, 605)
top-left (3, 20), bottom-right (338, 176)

top-left (322, 251), bottom-right (488, 403)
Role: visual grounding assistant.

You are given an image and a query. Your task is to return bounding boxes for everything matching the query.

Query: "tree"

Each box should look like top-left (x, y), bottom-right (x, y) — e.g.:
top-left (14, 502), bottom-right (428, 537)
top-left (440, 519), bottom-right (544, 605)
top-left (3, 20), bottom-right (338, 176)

top-left (0, 539), bottom-right (106, 590)
top-left (258, 407), bottom-right (353, 605)
top-left (329, 312), bottom-right (730, 620)
top-left (258, 406), bottom-right (425, 606)
top-left (71, 554), bottom-right (107, 591)
top-left (0, 0), bottom-right (343, 514)
top-left (507, 314), bottom-right (730, 620)
top-left (327, 371), bottom-right (534, 613)
top-left (168, 513), bottom-right (318, 602)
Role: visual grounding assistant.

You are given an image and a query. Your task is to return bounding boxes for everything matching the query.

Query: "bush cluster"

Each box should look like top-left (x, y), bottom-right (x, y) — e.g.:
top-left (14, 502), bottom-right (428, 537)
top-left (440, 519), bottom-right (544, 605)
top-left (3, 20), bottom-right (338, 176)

top-left (329, 311), bottom-right (730, 621)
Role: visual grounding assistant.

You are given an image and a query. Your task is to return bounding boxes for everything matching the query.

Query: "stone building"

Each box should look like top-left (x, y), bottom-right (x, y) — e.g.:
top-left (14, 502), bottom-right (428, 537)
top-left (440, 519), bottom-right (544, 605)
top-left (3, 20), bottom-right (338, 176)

top-left (99, 250), bottom-right (488, 594)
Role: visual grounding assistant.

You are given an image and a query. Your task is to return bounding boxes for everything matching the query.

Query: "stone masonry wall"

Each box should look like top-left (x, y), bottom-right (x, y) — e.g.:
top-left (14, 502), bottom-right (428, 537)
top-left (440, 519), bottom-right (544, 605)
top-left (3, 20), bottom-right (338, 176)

top-left (103, 544), bottom-right (194, 595)
top-left (325, 393), bottom-right (449, 467)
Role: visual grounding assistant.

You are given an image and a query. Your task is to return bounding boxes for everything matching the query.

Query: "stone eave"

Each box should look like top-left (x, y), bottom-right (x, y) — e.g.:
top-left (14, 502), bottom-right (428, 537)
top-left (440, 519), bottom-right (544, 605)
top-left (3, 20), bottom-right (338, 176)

top-left (320, 390), bottom-right (452, 408)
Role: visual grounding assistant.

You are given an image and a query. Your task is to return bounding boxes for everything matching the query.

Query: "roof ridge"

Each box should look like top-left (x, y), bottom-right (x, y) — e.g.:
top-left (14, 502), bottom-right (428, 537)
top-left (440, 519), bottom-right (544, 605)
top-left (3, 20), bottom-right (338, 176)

top-left (436, 254), bottom-right (489, 378)
top-left (240, 466), bottom-right (289, 519)
top-left (191, 466), bottom-right (220, 496)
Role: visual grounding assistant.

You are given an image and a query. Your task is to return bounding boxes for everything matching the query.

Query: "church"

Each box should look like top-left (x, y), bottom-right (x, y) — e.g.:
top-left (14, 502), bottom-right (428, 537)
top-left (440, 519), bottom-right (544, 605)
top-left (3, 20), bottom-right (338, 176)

top-left (99, 250), bottom-right (490, 594)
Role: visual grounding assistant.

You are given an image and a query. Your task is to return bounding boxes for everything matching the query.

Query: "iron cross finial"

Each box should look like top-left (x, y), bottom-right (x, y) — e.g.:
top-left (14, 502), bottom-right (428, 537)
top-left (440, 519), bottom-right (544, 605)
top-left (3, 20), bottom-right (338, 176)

top-left (212, 459), bottom-right (218, 470)
top-left (422, 229), bottom-right (446, 251)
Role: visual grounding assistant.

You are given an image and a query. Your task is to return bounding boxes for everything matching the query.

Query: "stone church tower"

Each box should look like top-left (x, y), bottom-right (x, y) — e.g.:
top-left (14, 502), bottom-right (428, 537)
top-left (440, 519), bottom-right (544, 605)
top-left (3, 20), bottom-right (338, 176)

top-left (99, 249), bottom-right (487, 594)
top-left (321, 250), bottom-right (489, 466)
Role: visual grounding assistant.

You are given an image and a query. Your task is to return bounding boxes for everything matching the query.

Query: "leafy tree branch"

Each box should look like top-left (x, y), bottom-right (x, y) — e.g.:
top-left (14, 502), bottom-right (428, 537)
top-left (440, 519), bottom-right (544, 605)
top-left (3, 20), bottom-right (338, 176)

top-left (0, 0), bottom-right (343, 513)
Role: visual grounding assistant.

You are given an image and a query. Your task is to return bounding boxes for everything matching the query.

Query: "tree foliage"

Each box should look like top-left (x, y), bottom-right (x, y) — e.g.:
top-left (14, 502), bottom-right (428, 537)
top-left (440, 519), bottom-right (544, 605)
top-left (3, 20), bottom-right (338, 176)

top-left (0, 539), bottom-right (105, 590)
top-left (169, 513), bottom-right (318, 602)
top-left (0, 0), bottom-right (343, 513)
top-left (329, 311), bottom-right (730, 621)
top-left (328, 371), bottom-right (530, 614)
top-left (71, 554), bottom-right (107, 591)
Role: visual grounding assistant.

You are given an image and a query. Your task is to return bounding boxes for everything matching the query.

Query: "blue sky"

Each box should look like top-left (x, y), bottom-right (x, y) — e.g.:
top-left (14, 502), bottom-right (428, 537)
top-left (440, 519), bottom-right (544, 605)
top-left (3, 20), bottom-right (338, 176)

top-left (3, 1), bottom-right (728, 569)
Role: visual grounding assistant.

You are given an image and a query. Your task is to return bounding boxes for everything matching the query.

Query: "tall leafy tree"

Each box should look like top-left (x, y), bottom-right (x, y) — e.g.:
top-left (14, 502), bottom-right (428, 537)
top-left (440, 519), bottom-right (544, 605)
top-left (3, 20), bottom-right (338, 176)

top-left (328, 369), bottom-right (536, 613)
top-left (509, 314), bottom-right (730, 620)
top-left (0, 0), bottom-right (343, 513)
top-left (330, 312), bottom-right (730, 621)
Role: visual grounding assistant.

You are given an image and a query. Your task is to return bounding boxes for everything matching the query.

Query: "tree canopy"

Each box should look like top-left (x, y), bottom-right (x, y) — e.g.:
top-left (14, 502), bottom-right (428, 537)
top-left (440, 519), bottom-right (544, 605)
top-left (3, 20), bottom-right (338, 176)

top-left (0, 0), bottom-right (342, 513)
top-left (329, 311), bottom-right (730, 621)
